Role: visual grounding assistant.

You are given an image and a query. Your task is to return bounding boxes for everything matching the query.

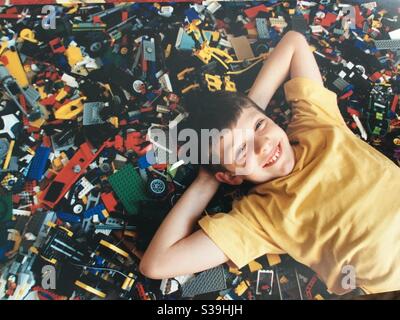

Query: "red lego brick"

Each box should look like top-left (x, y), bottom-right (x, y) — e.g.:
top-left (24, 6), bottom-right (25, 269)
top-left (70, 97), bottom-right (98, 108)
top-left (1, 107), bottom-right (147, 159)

top-left (244, 4), bottom-right (270, 19)
top-left (320, 12), bottom-right (337, 28)
top-left (101, 192), bottom-right (118, 213)
top-left (39, 141), bottom-right (107, 208)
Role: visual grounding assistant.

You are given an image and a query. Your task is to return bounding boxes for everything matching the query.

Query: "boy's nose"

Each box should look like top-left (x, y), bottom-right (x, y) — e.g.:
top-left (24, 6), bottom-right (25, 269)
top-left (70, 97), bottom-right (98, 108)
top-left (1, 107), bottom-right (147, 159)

top-left (255, 136), bottom-right (273, 156)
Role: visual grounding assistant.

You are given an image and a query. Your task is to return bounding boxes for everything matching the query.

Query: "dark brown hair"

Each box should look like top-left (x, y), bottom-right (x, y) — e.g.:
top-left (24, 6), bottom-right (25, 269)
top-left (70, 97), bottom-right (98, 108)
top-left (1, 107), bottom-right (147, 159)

top-left (182, 90), bottom-right (263, 173)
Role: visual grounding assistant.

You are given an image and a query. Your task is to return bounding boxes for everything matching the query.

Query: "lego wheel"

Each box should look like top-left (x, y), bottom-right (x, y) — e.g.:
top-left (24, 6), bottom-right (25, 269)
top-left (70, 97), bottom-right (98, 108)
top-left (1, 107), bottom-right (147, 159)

top-left (147, 178), bottom-right (168, 199)
top-left (98, 239), bottom-right (129, 258)
top-left (75, 279), bottom-right (107, 299)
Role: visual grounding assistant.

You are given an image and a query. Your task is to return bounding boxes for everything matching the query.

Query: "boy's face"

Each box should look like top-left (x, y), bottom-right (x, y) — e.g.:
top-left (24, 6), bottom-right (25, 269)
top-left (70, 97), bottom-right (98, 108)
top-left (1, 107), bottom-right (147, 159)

top-left (213, 107), bottom-right (296, 185)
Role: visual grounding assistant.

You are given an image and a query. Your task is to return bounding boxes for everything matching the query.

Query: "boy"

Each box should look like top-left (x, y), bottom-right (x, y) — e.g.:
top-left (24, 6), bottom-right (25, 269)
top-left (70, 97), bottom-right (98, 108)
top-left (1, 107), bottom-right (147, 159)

top-left (139, 31), bottom-right (400, 295)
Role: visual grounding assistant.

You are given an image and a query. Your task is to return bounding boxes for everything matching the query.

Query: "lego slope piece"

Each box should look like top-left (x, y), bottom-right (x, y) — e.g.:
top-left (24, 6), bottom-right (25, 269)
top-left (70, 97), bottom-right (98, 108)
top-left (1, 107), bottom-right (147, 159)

top-left (26, 145), bottom-right (51, 181)
top-left (108, 163), bottom-right (148, 215)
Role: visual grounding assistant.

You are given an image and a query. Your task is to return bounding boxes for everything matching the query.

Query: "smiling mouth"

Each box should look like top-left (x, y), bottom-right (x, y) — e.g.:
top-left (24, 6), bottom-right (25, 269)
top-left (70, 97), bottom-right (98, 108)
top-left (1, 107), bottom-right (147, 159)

top-left (263, 143), bottom-right (282, 168)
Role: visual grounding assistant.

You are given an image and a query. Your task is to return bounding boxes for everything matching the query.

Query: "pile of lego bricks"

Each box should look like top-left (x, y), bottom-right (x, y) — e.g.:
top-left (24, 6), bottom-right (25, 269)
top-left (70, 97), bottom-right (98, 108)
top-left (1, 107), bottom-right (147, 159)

top-left (0, 1), bottom-right (398, 300)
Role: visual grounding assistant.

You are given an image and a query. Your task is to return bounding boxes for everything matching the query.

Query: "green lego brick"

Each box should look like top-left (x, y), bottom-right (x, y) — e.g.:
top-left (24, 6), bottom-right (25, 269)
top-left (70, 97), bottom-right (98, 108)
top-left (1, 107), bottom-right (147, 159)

top-left (0, 193), bottom-right (12, 223)
top-left (108, 163), bottom-right (148, 215)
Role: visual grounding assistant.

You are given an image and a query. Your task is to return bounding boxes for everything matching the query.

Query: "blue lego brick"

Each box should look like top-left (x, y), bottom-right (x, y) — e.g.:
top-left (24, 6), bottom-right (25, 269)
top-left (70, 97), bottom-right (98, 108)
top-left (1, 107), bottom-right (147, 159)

top-left (26, 146), bottom-right (51, 181)
top-left (56, 212), bottom-right (82, 224)
top-left (138, 151), bottom-right (155, 169)
top-left (184, 7), bottom-right (200, 22)
top-left (0, 241), bottom-right (13, 263)
top-left (83, 204), bottom-right (107, 221)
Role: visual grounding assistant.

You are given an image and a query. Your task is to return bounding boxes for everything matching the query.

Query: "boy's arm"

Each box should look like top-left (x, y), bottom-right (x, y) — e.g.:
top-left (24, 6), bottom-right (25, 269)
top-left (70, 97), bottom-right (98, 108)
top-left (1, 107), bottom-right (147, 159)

top-left (139, 169), bottom-right (228, 279)
top-left (248, 31), bottom-right (323, 110)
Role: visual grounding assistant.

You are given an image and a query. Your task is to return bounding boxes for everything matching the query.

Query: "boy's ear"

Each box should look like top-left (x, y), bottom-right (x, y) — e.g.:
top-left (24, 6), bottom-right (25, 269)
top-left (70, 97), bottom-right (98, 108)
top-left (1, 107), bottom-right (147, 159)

top-left (215, 171), bottom-right (244, 186)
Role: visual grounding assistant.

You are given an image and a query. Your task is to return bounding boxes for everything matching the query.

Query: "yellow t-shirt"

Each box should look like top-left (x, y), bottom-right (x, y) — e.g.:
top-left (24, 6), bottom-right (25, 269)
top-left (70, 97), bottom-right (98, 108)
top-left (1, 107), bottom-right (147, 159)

top-left (198, 77), bottom-right (400, 295)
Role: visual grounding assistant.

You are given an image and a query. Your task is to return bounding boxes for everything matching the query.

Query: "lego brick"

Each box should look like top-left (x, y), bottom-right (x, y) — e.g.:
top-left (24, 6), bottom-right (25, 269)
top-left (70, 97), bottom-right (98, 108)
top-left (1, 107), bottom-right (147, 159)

top-left (0, 193), bottom-right (12, 223)
top-left (108, 163), bottom-right (148, 215)
top-left (374, 40), bottom-right (400, 50)
top-left (181, 266), bottom-right (227, 298)
top-left (26, 145), bottom-right (51, 181)
top-left (40, 142), bottom-right (106, 208)
top-left (255, 18), bottom-right (270, 40)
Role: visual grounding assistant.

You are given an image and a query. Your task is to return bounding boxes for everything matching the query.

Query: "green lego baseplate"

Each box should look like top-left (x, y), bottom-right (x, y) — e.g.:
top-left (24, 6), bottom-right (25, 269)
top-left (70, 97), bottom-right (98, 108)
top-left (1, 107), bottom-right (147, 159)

top-left (108, 163), bottom-right (148, 215)
top-left (0, 193), bottom-right (12, 223)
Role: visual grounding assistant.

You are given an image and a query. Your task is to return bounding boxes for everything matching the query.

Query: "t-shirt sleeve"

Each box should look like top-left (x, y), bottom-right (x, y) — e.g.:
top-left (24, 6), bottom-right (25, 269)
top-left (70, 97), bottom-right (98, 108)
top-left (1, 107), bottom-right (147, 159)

top-left (284, 77), bottom-right (347, 130)
top-left (198, 207), bottom-right (284, 269)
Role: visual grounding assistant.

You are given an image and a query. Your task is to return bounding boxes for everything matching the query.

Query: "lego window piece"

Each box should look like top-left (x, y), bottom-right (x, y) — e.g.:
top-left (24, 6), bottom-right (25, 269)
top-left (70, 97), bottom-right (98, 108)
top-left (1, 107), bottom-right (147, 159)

top-left (256, 18), bottom-right (270, 40)
top-left (108, 163), bottom-right (148, 215)
top-left (256, 269), bottom-right (274, 295)
top-left (83, 102), bottom-right (106, 126)
top-left (43, 181), bottom-right (65, 203)
top-left (175, 27), bottom-right (214, 51)
top-left (181, 265), bottom-right (226, 298)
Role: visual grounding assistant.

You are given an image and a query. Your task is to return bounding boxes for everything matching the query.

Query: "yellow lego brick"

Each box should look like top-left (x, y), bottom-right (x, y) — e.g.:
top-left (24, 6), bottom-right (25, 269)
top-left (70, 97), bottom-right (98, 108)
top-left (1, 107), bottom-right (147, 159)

top-left (19, 29), bottom-right (38, 44)
top-left (248, 260), bottom-right (262, 273)
top-left (109, 116), bottom-right (119, 128)
top-left (234, 280), bottom-right (250, 296)
top-left (314, 294), bottom-right (324, 300)
top-left (101, 209), bottom-right (109, 218)
top-left (211, 31), bottom-right (220, 42)
top-left (224, 76), bottom-right (236, 92)
top-left (36, 86), bottom-right (47, 99)
top-left (52, 157), bottom-right (64, 171)
top-left (56, 88), bottom-right (69, 101)
top-left (54, 96), bottom-right (86, 120)
top-left (205, 74), bottom-right (222, 91)
top-left (267, 254), bottom-right (281, 266)
top-left (29, 118), bottom-right (46, 129)
top-left (65, 45), bottom-right (84, 67)
top-left (3, 140), bottom-right (15, 170)
top-left (1, 49), bottom-right (29, 88)
top-left (81, 195), bottom-right (87, 205)
top-left (372, 20), bottom-right (382, 28)
top-left (229, 267), bottom-right (242, 275)
top-left (279, 275), bottom-right (289, 284)
top-left (165, 44), bottom-right (172, 58)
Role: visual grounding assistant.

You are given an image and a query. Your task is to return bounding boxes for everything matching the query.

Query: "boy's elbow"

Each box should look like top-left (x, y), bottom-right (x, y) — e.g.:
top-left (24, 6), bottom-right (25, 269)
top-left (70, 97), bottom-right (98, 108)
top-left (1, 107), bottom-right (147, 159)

top-left (139, 259), bottom-right (164, 280)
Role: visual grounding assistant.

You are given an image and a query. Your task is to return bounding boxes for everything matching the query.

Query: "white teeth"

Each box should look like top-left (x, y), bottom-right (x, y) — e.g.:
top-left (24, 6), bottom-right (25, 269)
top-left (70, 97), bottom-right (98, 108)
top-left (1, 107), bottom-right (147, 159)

top-left (266, 145), bottom-right (281, 165)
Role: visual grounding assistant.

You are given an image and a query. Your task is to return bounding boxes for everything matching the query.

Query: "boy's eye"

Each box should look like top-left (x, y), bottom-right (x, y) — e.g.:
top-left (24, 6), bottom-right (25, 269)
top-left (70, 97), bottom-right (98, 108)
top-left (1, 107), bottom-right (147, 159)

top-left (255, 119), bottom-right (266, 131)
